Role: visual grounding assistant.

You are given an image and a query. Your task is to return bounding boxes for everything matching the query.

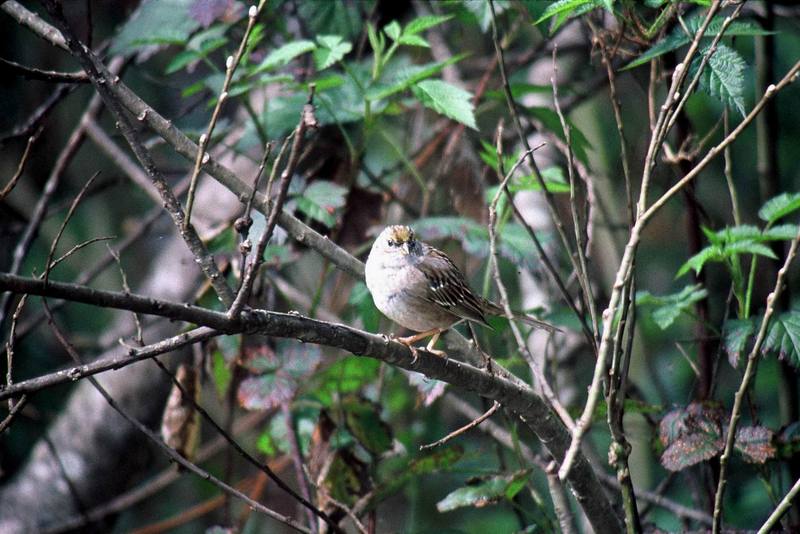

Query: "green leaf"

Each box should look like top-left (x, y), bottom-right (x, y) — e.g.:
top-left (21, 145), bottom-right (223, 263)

top-left (111, 0), bottom-right (200, 54)
top-left (254, 40), bottom-right (316, 73)
top-left (397, 34), bottom-right (429, 48)
top-left (762, 311), bottom-right (800, 367)
top-left (437, 471), bottom-right (530, 512)
top-left (366, 55), bottom-right (466, 101)
top-left (677, 245), bottom-right (724, 277)
top-left (624, 16), bottom-right (774, 70)
top-left (349, 281), bottom-right (381, 333)
top-left (689, 42), bottom-right (746, 117)
top-left (341, 396), bottom-right (393, 455)
top-left (294, 181), bottom-right (348, 228)
top-left (165, 49), bottom-right (200, 74)
top-left (383, 21), bottom-right (402, 41)
top-left (524, 106), bottom-right (591, 164)
top-left (534, 0), bottom-right (599, 26)
top-left (724, 240), bottom-right (777, 260)
top-left (256, 430), bottom-right (277, 456)
top-left (636, 284), bottom-right (708, 330)
top-left (761, 224), bottom-right (800, 241)
top-left (211, 350), bottom-right (232, 399)
top-left (405, 15), bottom-right (453, 35)
top-left (411, 79), bottom-right (477, 130)
top-left (313, 35), bottom-right (352, 70)
top-left (312, 357), bottom-right (381, 407)
top-left (722, 318), bottom-right (755, 368)
top-left (759, 192), bottom-right (800, 224)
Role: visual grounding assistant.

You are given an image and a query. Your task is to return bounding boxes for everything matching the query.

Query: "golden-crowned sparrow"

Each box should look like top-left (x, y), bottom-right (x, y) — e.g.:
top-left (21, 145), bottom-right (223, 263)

top-left (365, 225), bottom-right (555, 355)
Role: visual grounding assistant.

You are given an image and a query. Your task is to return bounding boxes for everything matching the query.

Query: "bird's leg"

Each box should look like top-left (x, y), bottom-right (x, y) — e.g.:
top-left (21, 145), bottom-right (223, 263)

top-left (394, 328), bottom-right (447, 362)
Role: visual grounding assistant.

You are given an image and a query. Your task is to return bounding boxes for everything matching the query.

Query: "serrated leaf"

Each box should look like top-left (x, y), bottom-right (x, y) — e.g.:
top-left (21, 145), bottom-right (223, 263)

top-left (405, 15), bottom-right (453, 35)
top-left (723, 318), bottom-right (755, 368)
top-left (411, 79), bottom-right (477, 130)
top-left (534, 0), bottom-right (599, 26)
top-left (314, 35), bottom-right (352, 70)
top-left (725, 240), bottom-right (777, 260)
top-left (677, 245), bottom-right (724, 277)
top-left (735, 425), bottom-right (776, 463)
top-left (636, 284), bottom-right (708, 329)
top-left (397, 34), bottom-right (429, 48)
top-left (437, 471), bottom-right (530, 512)
top-left (759, 192), bottom-right (800, 224)
top-left (659, 402), bottom-right (724, 471)
top-left (762, 224), bottom-right (800, 241)
top-left (238, 372), bottom-right (296, 411)
top-left (624, 16), bottom-right (773, 70)
top-left (689, 42), bottom-right (746, 117)
top-left (254, 40), bottom-right (316, 73)
top-left (762, 311), bottom-right (800, 367)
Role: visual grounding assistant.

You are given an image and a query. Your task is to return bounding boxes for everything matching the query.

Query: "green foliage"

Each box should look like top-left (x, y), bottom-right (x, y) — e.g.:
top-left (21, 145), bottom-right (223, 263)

top-left (411, 80), bottom-right (477, 130)
top-left (340, 395), bottom-right (393, 455)
top-left (436, 470), bottom-right (530, 511)
top-left (722, 318), bottom-right (755, 368)
top-left (311, 357), bottom-right (381, 407)
top-left (479, 141), bottom-right (571, 194)
top-left (534, 0), bottom-right (612, 33)
top-left (688, 42), bottom-right (746, 117)
top-left (758, 192), bottom-right (800, 225)
top-left (412, 216), bottom-right (548, 271)
top-left (624, 15), bottom-right (772, 70)
top-left (636, 284), bottom-right (708, 330)
top-left (294, 181), bottom-right (348, 228)
top-left (237, 342), bottom-right (321, 411)
top-left (762, 311), bottom-right (800, 368)
top-left (111, 0), bottom-right (202, 54)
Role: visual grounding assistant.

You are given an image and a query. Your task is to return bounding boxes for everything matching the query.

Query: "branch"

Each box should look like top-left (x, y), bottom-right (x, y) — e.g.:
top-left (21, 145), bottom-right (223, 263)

top-left (0, 272), bottom-right (622, 533)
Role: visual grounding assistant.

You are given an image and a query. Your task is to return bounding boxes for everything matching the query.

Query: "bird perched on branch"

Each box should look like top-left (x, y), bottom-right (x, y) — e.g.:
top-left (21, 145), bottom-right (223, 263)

top-left (365, 225), bottom-right (555, 358)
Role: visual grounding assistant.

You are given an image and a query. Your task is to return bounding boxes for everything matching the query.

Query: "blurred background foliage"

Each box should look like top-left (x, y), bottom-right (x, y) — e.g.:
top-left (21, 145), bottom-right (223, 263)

top-left (2, 0), bottom-right (800, 532)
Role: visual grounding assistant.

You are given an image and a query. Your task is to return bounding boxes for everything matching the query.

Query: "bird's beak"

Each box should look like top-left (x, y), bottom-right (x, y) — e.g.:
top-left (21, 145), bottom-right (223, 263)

top-left (402, 242), bottom-right (411, 255)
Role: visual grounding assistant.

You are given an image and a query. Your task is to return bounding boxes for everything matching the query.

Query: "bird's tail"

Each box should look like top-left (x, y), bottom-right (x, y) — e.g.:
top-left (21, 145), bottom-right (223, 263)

top-left (483, 300), bottom-right (560, 333)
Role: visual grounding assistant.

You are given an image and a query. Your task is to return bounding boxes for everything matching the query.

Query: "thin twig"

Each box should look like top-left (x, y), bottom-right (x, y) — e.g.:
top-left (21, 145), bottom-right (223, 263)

top-left (758, 475), bottom-right (800, 534)
top-left (228, 88), bottom-right (318, 319)
top-left (421, 401), bottom-right (500, 451)
top-left (712, 227), bottom-right (800, 531)
top-left (0, 394), bottom-right (28, 433)
top-left (41, 1), bottom-right (235, 307)
top-left (44, 173), bottom-right (100, 287)
top-left (184, 1), bottom-right (266, 229)
top-left (40, 303), bottom-right (311, 534)
top-left (0, 127), bottom-right (41, 200)
top-left (490, 131), bottom-right (574, 432)
top-left (0, 56), bottom-right (88, 82)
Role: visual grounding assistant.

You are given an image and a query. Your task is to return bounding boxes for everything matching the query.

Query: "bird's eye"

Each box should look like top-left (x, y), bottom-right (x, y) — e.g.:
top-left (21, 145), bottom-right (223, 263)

top-left (387, 239), bottom-right (396, 247)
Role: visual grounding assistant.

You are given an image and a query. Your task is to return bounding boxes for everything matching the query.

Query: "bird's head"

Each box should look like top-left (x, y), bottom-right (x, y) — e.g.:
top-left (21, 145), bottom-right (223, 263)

top-left (377, 225), bottom-right (419, 256)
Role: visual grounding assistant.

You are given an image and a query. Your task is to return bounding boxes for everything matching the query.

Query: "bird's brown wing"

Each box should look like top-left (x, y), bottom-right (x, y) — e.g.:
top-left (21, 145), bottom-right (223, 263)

top-left (414, 245), bottom-right (490, 326)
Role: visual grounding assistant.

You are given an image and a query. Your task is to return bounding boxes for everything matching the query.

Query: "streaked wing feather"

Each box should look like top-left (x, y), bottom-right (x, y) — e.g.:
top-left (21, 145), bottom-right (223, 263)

top-left (416, 246), bottom-right (489, 325)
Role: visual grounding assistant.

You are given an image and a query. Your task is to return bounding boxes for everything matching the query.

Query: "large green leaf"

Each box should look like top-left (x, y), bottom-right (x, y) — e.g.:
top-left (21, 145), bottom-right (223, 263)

top-left (411, 80), bottom-right (477, 130)
top-left (689, 42), bottom-right (746, 117)
top-left (759, 192), bottom-right (800, 225)
top-left (111, 0), bottom-right (200, 54)
top-left (366, 55), bottom-right (466, 101)
top-left (636, 284), bottom-right (708, 330)
top-left (722, 318), bottom-right (755, 368)
top-left (624, 16), bottom-right (773, 70)
top-left (436, 471), bottom-right (530, 512)
top-left (313, 35), bottom-right (352, 70)
top-left (253, 40), bottom-right (316, 73)
top-left (762, 311), bottom-right (800, 367)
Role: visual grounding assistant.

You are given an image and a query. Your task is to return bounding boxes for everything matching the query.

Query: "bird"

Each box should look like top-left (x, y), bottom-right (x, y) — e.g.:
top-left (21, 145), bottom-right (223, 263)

top-left (364, 224), bottom-right (555, 358)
